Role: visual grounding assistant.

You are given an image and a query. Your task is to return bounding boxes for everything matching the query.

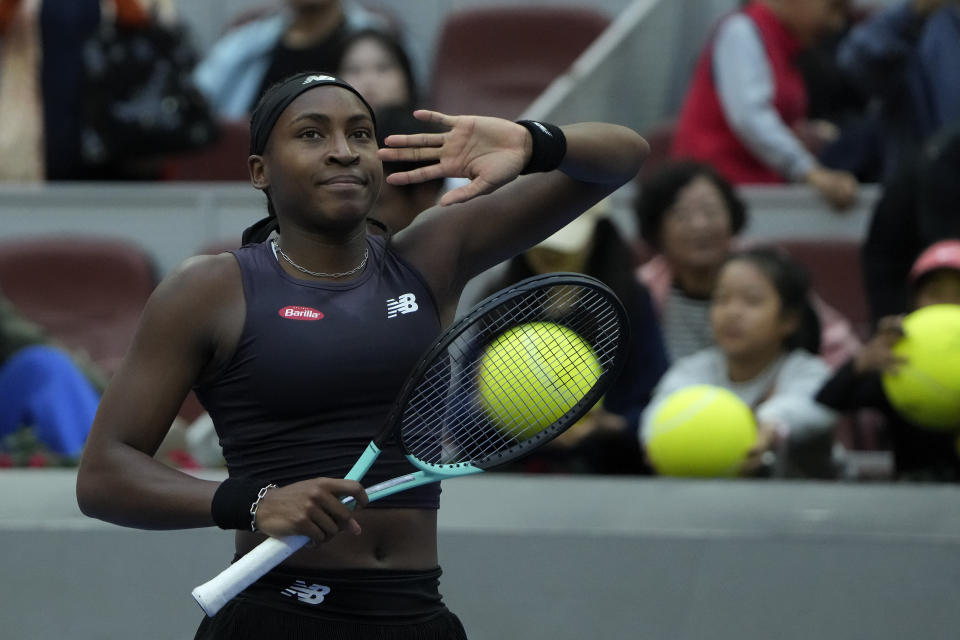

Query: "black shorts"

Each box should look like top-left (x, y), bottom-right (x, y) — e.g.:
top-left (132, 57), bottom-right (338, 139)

top-left (194, 565), bottom-right (467, 639)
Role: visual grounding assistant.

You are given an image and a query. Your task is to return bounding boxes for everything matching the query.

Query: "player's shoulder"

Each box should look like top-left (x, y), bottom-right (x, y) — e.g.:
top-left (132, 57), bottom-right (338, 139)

top-left (170, 251), bottom-right (239, 284)
top-left (151, 252), bottom-right (242, 309)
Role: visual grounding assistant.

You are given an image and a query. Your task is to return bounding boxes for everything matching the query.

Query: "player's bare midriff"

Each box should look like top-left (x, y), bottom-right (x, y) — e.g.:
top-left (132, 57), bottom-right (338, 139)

top-left (235, 508), bottom-right (438, 570)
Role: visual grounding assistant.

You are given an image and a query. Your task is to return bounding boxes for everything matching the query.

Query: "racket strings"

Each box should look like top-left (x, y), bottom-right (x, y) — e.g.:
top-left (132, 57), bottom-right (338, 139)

top-left (399, 284), bottom-right (624, 466)
top-left (410, 290), bottom-right (620, 460)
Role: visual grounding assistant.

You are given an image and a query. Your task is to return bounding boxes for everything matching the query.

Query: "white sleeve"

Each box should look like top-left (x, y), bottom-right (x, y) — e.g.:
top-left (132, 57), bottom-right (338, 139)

top-left (755, 353), bottom-right (837, 442)
top-left (712, 15), bottom-right (817, 182)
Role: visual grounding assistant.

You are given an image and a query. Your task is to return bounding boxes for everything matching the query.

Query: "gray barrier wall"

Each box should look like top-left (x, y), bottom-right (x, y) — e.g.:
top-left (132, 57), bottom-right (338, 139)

top-left (3, 470), bottom-right (960, 640)
top-left (0, 182), bottom-right (880, 278)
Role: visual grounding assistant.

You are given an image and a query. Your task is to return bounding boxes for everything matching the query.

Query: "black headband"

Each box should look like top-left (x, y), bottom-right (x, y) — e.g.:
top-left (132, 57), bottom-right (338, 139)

top-left (248, 72), bottom-right (377, 156)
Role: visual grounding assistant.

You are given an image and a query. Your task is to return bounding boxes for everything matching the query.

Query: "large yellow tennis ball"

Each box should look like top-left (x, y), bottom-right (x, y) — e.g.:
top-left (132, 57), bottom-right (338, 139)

top-left (646, 385), bottom-right (757, 477)
top-left (882, 304), bottom-right (960, 430)
top-left (477, 322), bottom-right (602, 440)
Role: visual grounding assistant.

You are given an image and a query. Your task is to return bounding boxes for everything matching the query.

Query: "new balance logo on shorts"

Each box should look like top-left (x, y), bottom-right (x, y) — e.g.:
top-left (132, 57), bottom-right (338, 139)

top-left (281, 580), bottom-right (331, 605)
top-left (386, 293), bottom-right (419, 318)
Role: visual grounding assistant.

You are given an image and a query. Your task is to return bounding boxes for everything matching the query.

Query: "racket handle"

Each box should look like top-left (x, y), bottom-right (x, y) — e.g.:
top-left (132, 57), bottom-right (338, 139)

top-left (193, 442), bottom-right (382, 616)
top-left (192, 534), bottom-right (308, 616)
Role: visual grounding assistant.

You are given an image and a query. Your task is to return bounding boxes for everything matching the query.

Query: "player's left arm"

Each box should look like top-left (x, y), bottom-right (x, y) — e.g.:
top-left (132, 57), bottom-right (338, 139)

top-left (384, 113), bottom-right (648, 315)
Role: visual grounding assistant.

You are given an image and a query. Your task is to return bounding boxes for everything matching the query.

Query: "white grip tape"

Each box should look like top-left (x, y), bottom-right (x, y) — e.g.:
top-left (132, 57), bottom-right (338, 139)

top-left (191, 534), bottom-right (309, 616)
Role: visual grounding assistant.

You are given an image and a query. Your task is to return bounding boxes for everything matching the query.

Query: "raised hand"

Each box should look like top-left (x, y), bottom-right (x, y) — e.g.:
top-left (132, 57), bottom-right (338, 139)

top-left (805, 166), bottom-right (859, 211)
top-left (377, 110), bottom-right (532, 206)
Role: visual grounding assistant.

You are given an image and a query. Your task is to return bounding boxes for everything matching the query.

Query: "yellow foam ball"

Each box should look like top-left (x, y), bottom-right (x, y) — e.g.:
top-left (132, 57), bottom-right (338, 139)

top-left (477, 322), bottom-right (602, 440)
top-left (646, 385), bottom-right (757, 477)
top-left (882, 304), bottom-right (960, 430)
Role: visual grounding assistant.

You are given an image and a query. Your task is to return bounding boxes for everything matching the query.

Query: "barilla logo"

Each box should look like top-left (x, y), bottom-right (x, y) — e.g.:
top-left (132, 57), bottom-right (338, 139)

top-left (278, 306), bottom-right (324, 321)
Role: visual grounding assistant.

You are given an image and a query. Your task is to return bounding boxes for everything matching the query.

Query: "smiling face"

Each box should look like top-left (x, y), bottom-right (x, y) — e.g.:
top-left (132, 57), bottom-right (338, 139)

top-left (660, 175), bottom-right (735, 273)
top-left (710, 259), bottom-right (798, 360)
top-left (249, 86), bottom-right (382, 234)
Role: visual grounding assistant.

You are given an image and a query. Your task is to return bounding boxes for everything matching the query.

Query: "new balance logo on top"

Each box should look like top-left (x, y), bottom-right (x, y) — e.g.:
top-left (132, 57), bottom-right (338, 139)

top-left (387, 293), bottom-right (419, 318)
top-left (281, 580), bottom-right (331, 605)
top-left (302, 74), bottom-right (335, 85)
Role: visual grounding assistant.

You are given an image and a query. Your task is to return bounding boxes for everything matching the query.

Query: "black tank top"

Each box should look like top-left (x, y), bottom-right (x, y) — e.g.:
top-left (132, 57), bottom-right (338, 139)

top-left (195, 235), bottom-right (442, 509)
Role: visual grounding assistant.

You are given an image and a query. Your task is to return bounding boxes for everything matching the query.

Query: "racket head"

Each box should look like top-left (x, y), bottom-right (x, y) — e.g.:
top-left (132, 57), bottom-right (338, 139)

top-left (386, 272), bottom-right (630, 473)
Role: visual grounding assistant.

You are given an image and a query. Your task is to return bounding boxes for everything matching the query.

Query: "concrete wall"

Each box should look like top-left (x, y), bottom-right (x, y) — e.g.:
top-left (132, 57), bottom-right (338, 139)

top-left (3, 470), bottom-right (960, 640)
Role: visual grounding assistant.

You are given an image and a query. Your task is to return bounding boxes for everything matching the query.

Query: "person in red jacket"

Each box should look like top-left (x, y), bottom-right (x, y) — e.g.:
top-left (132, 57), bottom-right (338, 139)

top-left (671, 0), bottom-right (859, 210)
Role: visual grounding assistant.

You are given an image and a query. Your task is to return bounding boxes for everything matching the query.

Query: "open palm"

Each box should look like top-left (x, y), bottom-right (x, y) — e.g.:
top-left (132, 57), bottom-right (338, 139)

top-left (377, 110), bottom-right (531, 206)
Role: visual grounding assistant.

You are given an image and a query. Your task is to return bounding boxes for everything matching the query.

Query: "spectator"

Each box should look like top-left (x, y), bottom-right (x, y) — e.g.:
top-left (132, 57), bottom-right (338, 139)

top-left (479, 201), bottom-right (670, 474)
top-left (817, 240), bottom-right (960, 481)
top-left (0, 293), bottom-right (103, 463)
top-left (336, 28), bottom-right (417, 111)
top-left (670, 0), bottom-right (859, 210)
top-left (194, 0), bottom-right (388, 119)
top-left (795, 5), bottom-right (882, 183)
top-left (862, 121), bottom-right (960, 323)
top-left (0, 0), bottom-right (197, 181)
top-left (635, 160), bottom-right (861, 367)
top-left (837, 0), bottom-right (960, 180)
top-left (640, 247), bottom-right (840, 479)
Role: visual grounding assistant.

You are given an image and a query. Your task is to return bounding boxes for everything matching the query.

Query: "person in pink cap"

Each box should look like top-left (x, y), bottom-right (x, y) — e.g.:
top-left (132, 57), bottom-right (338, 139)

top-left (907, 239), bottom-right (960, 308)
top-left (815, 239), bottom-right (960, 480)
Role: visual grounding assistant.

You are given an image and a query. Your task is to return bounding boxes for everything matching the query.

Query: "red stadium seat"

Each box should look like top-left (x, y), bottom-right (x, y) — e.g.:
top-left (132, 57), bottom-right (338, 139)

top-left (0, 236), bottom-right (158, 377)
top-left (428, 6), bottom-right (610, 120)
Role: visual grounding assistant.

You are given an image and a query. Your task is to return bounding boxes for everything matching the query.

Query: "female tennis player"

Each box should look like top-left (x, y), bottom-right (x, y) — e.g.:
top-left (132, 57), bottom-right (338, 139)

top-left (76, 72), bottom-right (648, 638)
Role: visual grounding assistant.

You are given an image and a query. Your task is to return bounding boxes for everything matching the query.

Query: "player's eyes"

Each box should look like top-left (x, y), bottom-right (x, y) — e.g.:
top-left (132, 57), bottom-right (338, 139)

top-left (351, 129), bottom-right (373, 140)
top-left (298, 129), bottom-right (323, 139)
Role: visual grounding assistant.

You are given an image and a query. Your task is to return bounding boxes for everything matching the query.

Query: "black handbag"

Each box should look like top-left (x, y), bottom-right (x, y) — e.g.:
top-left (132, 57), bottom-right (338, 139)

top-left (79, 20), bottom-right (219, 168)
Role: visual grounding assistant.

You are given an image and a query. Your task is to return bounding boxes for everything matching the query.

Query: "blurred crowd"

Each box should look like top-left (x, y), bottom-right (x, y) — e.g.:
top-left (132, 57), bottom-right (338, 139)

top-left (1, 0), bottom-right (959, 483)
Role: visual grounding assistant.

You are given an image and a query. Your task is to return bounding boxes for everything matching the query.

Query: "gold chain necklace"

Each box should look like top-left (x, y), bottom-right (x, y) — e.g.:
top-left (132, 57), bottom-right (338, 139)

top-left (271, 239), bottom-right (369, 279)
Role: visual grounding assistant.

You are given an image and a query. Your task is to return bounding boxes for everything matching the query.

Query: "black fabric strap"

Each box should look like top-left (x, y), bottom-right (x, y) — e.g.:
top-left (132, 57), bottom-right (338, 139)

top-left (211, 477), bottom-right (264, 531)
top-left (515, 120), bottom-right (567, 175)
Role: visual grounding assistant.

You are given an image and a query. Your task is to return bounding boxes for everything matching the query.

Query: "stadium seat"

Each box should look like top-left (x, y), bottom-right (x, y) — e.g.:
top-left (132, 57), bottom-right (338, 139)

top-left (0, 236), bottom-right (158, 376)
top-left (428, 6), bottom-right (610, 120)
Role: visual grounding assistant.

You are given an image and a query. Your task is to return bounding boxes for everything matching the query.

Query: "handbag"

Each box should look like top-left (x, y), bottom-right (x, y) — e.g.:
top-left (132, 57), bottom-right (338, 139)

top-left (79, 14), bottom-right (219, 168)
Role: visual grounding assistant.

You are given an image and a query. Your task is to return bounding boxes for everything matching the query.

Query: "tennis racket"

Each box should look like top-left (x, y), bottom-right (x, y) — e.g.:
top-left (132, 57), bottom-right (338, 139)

top-left (192, 272), bottom-right (630, 616)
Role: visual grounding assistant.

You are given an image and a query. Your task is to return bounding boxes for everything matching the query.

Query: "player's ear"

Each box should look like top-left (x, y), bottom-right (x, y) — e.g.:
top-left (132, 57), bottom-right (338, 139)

top-left (249, 155), bottom-right (269, 190)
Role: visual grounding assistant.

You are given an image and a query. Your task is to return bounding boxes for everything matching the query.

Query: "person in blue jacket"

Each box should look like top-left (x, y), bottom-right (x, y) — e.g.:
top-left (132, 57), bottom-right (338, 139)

top-left (837, 0), bottom-right (960, 178)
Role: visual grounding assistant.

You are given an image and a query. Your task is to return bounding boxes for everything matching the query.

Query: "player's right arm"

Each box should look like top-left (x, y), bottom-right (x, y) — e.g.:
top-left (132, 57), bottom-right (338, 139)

top-left (76, 253), bottom-right (368, 537)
